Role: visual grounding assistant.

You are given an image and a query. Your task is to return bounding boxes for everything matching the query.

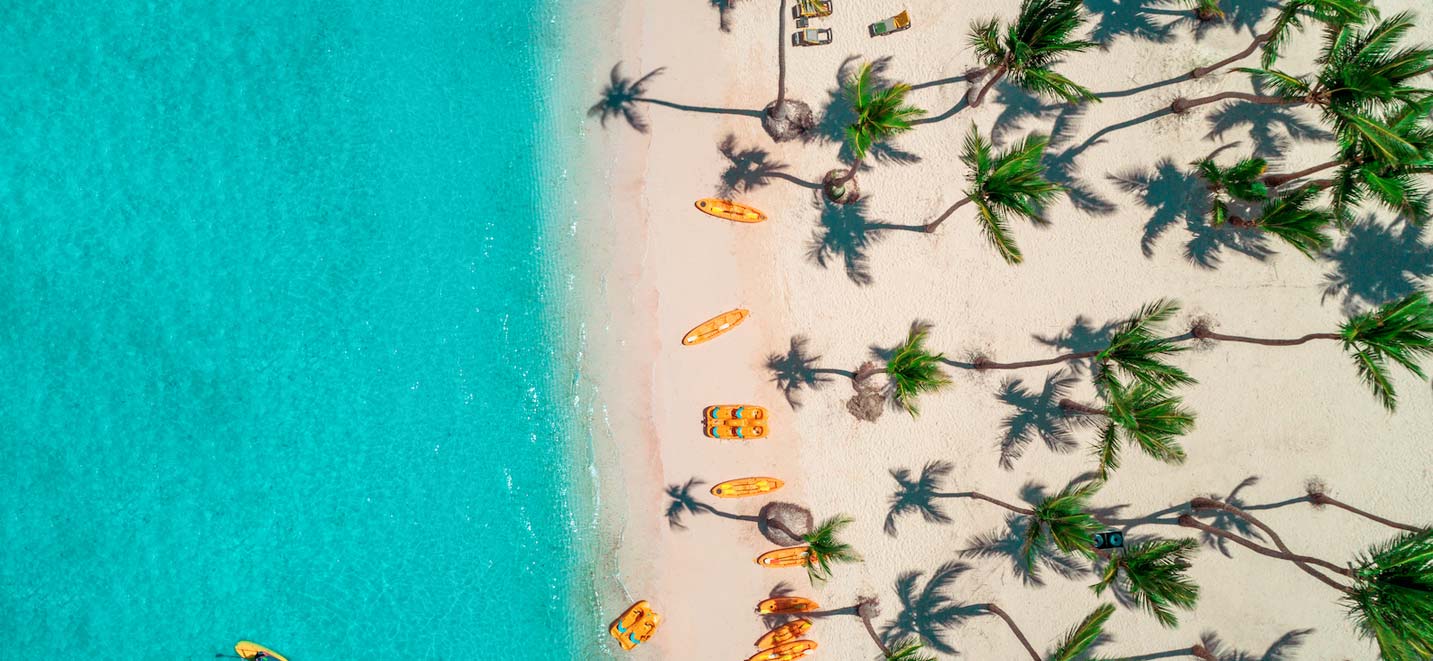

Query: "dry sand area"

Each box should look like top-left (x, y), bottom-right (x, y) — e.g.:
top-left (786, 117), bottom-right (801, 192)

top-left (574, 0), bottom-right (1433, 658)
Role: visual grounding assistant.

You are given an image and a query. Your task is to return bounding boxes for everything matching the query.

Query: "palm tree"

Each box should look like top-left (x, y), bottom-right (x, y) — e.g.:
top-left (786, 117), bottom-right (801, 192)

top-left (1173, 13), bottom-right (1433, 162)
top-left (1192, 291), bottom-right (1433, 410)
top-left (1232, 186), bottom-right (1336, 258)
top-left (803, 515), bottom-right (861, 583)
top-left (589, 63), bottom-right (667, 133)
top-left (1092, 538), bottom-right (1201, 627)
top-left (882, 637), bottom-right (936, 661)
top-left (1180, 500), bottom-right (1432, 659)
top-left (967, 0), bottom-right (1099, 107)
top-left (1061, 378), bottom-right (1196, 479)
top-left (924, 126), bottom-right (1065, 265)
top-left (885, 324), bottom-right (952, 416)
top-left (825, 63), bottom-right (925, 203)
top-left (764, 0), bottom-right (815, 141)
top-left (1320, 99), bottom-right (1433, 225)
top-left (980, 602), bottom-right (1115, 661)
top-left (1189, 0), bottom-right (1377, 78)
top-left (1196, 155), bottom-right (1269, 226)
top-left (1185, 0), bottom-right (1224, 23)
top-left (975, 299), bottom-right (1194, 394)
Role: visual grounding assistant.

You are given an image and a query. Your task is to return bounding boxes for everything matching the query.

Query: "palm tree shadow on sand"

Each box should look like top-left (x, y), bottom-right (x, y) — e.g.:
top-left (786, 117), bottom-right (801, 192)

top-left (995, 370), bottom-right (1080, 470)
top-left (1204, 81), bottom-right (1332, 159)
top-left (1118, 627), bottom-right (1315, 660)
top-left (962, 511), bottom-right (1091, 587)
top-left (880, 561), bottom-right (981, 655)
top-left (1084, 0), bottom-right (1180, 45)
top-left (765, 335), bottom-right (852, 409)
top-left (807, 198), bottom-right (926, 286)
top-left (1033, 315), bottom-right (1120, 374)
top-left (1320, 216), bottom-right (1433, 314)
top-left (707, 0), bottom-right (740, 33)
top-left (1093, 475), bottom-right (1311, 556)
top-left (1110, 156), bottom-right (1275, 269)
top-left (716, 134), bottom-right (820, 195)
top-left (589, 62), bottom-right (763, 134)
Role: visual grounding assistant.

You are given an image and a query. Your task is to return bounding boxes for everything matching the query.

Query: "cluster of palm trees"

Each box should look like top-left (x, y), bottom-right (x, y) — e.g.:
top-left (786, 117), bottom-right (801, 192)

top-left (884, 463), bottom-right (1432, 657)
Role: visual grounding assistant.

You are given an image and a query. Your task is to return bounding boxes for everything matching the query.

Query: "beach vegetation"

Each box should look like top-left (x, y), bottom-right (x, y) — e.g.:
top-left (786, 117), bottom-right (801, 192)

top-left (967, 0), bottom-right (1099, 107)
top-left (885, 324), bottom-right (952, 417)
top-left (824, 63), bottom-right (926, 203)
top-left (924, 126), bottom-right (1065, 265)
top-left (1091, 538), bottom-right (1201, 627)
top-left (1191, 0), bottom-right (1377, 77)
top-left (804, 515), bottom-right (861, 583)
top-left (1061, 378), bottom-right (1196, 479)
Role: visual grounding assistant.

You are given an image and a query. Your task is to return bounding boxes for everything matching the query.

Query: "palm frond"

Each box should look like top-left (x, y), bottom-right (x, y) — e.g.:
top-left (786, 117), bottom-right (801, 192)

top-left (1047, 603), bottom-right (1116, 661)
top-left (886, 325), bottom-right (952, 416)
top-left (1339, 291), bottom-right (1433, 410)
top-left (1097, 299), bottom-right (1195, 390)
top-left (1254, 186), bottom-right (1336, 258)
top-left (1093, 538), bottom-right (1200, 627)
top-left (804, 515), bottom-right (861, 583)
top-left (1343, 528), bottom-right (1433, 660)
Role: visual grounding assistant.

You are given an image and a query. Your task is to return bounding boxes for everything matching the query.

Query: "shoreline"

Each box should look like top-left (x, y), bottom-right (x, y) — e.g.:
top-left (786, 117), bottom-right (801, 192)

top-left (570, 0), bottom-right (1433, 659)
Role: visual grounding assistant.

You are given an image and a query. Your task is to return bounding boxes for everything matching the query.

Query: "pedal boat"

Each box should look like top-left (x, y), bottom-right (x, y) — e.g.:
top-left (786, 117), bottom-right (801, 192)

top-left (705, 405), bottom-right (767, 421)
top-left (609, 600), bottom-right (661, 651)
top-left (706, 423), bottom-right (767, 439)
top-left (682, 308), bottom-right (749, 346)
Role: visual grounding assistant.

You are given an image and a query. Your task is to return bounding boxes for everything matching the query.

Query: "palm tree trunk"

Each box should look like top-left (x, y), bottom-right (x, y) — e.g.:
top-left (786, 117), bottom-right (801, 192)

top-left (1310, 492), bottom-right (1425, 532)
top-left (945, 491), bottom-right (1037, 516)
top-left (1059, 398), bottom-right (1108, 417)
top-left (971, 63), bottom-right (1008, 107)
top-left (765, 516), bottom-right (807, 541)
top-left (924, 196), bottom-right (972, 232)
top-left (833, 157), bottom-right (864, 186)
top-left (1191, 328), bottom-right (1340, 345)
top-left (1189, 498), bottom-right (1354, 577)
top-left (1190, 30), bottom-right (1273, 78)
top-left (1264, 159), bottom-right (1341, 187)
top-left (1171, 91), bottom-right (1298, 114)
top-left (774, 0), bottom-right (788, 111)
top-left (976, 350), bottom-right (1102, 371)
top-left (858, 606), bottom-right (891, 657)
top-left (981, 604), bottom-right (1041, 661)
top-left (1177, 515), bottom-right (1353, 592)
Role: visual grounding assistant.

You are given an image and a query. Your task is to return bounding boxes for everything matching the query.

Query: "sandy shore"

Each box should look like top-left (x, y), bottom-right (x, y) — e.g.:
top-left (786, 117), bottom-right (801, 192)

top-left (573, 0), bottom-right (1433, 658)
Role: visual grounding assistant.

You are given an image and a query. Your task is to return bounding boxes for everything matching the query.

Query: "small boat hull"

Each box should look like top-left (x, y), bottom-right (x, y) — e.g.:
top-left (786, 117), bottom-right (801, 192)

top-left (756, 618), bottom-right (813, 649)
top-left (695, 198), bottom-right (768, 223)
top-left (609, 600), bottom-right (662, 651)
top-left (757, 546), bottom-right (818, 568)
top-left (705, 405), bottom-right (767, 421)
top-left (756, 596), bottom-right (820, 614)
top-left (706, 423), bottom-right (767, 439)
top-left (711, 477), bottom-right (784, 498)
top-left (235, 641), bottom-right (289, 661)
top-left (683, 309), bottom-right (750, 346)
top-left (748, 639), bottom-right (819, 661)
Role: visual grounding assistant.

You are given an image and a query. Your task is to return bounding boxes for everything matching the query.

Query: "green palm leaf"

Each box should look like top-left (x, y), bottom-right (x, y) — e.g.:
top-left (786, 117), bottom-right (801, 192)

top-left (1030, 481), bottom-right (1104, 562)
top-left (842, 63), bottom-right (925, 163)
top-left (1339, 291), bottom-right (1433, 410)
top-left (1261, 0), bottom-right (1377, 67)
top-left (971, 0), bottom-right (1097, 102)
top-left (1096, 299), bottom-right (1195, 390)
top-left (803, 515), bottom-right (860, 583)
top-left (884, 638), bottom-right (937, 661)
top-left (1253, 186), bottom-right (1336, 257)
top-left (885, 324), bottom-right (952, 416)
top-left (1091, 538), bottom-right (1200, 627)
top-left (1343, 528), bottom-right (1433, 660)
top-left (1047, 603), bottom-right (1115, 661)
top-left (960, 126), bottom-right (1064, 264)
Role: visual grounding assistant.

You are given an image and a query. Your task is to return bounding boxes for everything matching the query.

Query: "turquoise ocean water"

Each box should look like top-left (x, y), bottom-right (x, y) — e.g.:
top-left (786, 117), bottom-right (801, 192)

top-left (1, 1), bottom-right (607, 658)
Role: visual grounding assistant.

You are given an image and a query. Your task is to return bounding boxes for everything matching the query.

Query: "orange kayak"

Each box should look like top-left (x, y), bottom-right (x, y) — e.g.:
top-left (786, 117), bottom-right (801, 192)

top-left (696, 198), bottom-right (768, 223)
top-left (705, 405), bottom-right (767, 421)
top-left (682, 308), bottom-right (749, 346)
top-left (757, 546), bottom-right (818, 568)
top-left (757, 596), bottom-right (820, 614)
top-left (235, 642), bottom-right (289, 661)
top-left (756, 618), bottom-right (813, 649)
top-left (711, 477), bottom-right (784, 498)
top-left (706, 423), bottom-right (767, 439)
top-left (748, 640), bottom-right (819, 661)
top-left (609, 600), bottom-right (661, 651)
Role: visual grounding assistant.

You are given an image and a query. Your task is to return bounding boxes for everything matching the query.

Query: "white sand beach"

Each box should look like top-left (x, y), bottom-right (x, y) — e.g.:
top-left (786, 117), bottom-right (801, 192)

top-left (574, 0), bottom-right (1433, 657)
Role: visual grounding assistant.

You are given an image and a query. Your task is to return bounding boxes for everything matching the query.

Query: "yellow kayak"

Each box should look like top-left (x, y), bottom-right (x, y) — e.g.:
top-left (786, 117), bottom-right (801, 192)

top-left (695, 198), bottom-right (768, 223)
top-left (711, 477), bottom-right (784, 498)
top-left (757, 546), bottom-right (818, 568)
top-left (748, 639), bottom-right (819, 661)
top-left (682, 308), bottom-right (749, 346)
top-left (235, 641), bottom-right (288, 661)
top-left (756, 618), bottom-right (813, 649)
top-left (756, 596), bottom-right (820, 614)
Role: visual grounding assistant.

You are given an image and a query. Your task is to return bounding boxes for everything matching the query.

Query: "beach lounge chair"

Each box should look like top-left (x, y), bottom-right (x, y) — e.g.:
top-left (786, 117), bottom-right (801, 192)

top-left (791, 28), bottom-right (832, 47)
top-left (792, 0), bottom-right (832, 19)
top-left (869, 10), bottom-right (911, 37)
